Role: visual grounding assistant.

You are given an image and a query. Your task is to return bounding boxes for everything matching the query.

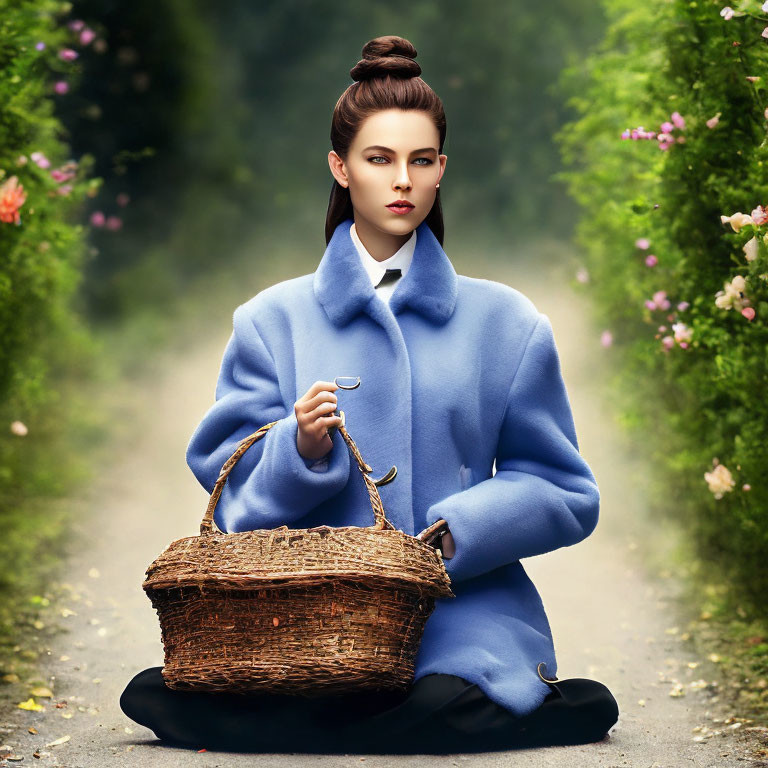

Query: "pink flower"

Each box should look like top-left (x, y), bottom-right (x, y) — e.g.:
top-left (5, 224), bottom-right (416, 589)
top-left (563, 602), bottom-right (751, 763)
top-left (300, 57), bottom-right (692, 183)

top-left (58, 48), bottom-right (79, 62)
top-left (80, 28), bottom-right (96, 45)
top-left (660, 121), bottom-right (674, 133)
top-left (661, 336), bottom-right (675, 350)
top-left (0, 176), bottom-right (27, 224)
top-left (635, 238), bottom-right (650, 250)
top-left (751, 204), bottom-right (768, 225)
top-left (54, 81), bottom-right (69, 94)
top-left (762, 27), bottom-right (768, 39)
top-left (56, 184), bottom-right (73, 196)
top-left (10, 420), bottom-right (28, 436)
top-left (90, 211), bottom-right (105, 227)
top-left (645, 254), bottom-right (658, 267)
top-left (648, 290), bottom-right (671, 310)
top-left (672, 321), bottom-right (693, 344)
top-left (720, 6), bottom-right (735, 19)
top-left (105, 215), bottom-right (123, 230)
top-left (677, 301), bottom-right (689, 311)
top-left (30, 151), bottom-right (50, 169)
top-left (624, 126), bottom-right (662, 142)
top-left (742, 306), bottom-right (756, 320)
top-left (67, 19), bottom-right (85, 32)
top-left (575, 267), bottom-right (589, 283)
top-left (50, 169), bottom-right (75, 183)
top-left (706, 114), bottom-right (720, 129)
top-left (670, 112), bottom-right (685, 130)
top-left (742, 483), bottom-right (751, 491)
top-left (600, 330), bottom-right (613, 347)
top-left (116, 192), bottom-right (130, 207)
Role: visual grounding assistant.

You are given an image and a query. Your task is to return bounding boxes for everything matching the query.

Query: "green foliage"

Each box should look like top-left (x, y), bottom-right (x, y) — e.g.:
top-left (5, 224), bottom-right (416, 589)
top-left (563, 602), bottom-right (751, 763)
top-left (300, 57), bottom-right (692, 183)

top-left (0, 0), bottom-right (103, 492)
top-left (556, 0), bottom-right (768, 614)
top-left (0, 0), bottom-right (109, 682)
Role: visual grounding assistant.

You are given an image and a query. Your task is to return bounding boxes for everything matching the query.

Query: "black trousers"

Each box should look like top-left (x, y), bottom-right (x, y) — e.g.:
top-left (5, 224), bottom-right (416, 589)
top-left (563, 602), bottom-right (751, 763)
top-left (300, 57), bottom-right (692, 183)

top-left (119, 666), bottom-right (619, 753)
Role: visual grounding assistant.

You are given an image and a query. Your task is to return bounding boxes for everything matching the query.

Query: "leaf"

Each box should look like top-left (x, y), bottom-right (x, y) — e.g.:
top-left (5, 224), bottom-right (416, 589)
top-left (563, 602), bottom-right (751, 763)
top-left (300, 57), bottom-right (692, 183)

top-left (17, 697), bottom-right (44, 711)
top-left (29, 686), bottom-right (53, 698)
top-left (45, 735), bottom-right (71, 747)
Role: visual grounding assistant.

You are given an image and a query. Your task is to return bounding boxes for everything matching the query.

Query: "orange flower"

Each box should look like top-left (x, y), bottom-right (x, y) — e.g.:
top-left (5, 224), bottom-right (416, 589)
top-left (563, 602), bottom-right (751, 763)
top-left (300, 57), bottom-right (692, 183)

top-left (0, 175), bottom-right (28, 224)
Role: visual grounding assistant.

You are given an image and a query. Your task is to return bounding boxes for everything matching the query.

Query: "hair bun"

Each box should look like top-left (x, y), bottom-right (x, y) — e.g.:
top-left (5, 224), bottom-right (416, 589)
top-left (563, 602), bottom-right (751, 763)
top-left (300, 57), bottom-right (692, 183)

top-left (350, 35), bottom-right (421, 82)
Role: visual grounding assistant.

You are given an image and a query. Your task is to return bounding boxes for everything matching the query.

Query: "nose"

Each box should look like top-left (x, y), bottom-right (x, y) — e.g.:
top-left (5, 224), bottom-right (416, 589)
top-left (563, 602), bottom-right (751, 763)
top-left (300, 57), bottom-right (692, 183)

top-left (393, 161), bottom-right (412, 192)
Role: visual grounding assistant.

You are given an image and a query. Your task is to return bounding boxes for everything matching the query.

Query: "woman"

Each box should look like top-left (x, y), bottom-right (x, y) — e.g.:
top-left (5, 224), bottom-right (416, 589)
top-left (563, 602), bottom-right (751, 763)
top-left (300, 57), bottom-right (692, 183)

top-left (120, 35), bottom-right (619, 754)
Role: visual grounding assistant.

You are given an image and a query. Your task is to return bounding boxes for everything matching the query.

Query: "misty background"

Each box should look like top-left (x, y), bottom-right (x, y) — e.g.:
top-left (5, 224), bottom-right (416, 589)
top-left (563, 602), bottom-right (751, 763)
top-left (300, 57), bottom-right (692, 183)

top-left (61, 0), bottom-right (606, 326)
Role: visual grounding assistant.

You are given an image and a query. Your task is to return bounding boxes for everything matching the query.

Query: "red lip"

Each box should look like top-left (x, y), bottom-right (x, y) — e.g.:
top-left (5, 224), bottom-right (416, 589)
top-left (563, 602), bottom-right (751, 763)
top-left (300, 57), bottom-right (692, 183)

top-left (387, 200), bottom-right (414, 208)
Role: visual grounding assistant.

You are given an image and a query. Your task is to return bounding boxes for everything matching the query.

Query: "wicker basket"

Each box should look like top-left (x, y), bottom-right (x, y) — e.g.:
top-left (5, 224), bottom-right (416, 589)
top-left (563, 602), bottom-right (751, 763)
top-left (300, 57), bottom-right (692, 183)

top-left (143, 408), bottom-right (455, 697)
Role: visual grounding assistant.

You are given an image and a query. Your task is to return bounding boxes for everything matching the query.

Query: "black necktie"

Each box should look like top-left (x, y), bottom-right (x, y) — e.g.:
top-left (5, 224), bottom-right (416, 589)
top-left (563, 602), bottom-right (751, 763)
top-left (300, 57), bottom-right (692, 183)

top-left (375, 268), bottom-right (402, 288)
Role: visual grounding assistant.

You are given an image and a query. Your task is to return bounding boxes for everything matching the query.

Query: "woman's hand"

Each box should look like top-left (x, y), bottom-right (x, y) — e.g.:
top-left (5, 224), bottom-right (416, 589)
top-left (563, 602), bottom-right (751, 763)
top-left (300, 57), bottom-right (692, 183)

top-left (295, 380), bottom-right (343, 461)
top-left (440, 528), bottom-right (456, 558)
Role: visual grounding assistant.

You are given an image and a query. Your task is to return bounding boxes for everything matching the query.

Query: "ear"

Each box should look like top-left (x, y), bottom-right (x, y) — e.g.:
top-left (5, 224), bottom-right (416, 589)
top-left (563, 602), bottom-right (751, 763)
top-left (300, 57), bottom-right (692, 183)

top-left (328, 150), bottom-right (349, 188)
top-left (436, 153), bottom-right (447, 185)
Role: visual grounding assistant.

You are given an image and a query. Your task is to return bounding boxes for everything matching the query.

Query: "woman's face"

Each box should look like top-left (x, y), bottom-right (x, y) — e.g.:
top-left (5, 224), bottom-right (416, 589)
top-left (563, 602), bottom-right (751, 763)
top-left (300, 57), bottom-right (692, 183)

top-left (328, 109), bottom-right (446, 240)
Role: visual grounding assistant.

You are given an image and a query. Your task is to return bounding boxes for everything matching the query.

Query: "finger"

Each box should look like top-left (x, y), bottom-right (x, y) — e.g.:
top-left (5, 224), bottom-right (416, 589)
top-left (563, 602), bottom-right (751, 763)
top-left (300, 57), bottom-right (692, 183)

top-left (296, 393), bottom-right (336, 421)
top-left (308, 400), bottom-right (339, 421)
top-left (304, 416), bottom-right (341, 444)
top-left (304, 380), bottom-right (339, 401)
top-left (316, 414), bottom-right (343, 433)
top-left (306, 390), bottom-right (338, 412)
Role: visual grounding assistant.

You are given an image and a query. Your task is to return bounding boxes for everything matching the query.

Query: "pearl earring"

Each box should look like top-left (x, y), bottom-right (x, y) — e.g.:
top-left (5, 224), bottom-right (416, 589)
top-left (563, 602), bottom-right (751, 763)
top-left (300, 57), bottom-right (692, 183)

top-left (435, 183), bottom-right (440, 188)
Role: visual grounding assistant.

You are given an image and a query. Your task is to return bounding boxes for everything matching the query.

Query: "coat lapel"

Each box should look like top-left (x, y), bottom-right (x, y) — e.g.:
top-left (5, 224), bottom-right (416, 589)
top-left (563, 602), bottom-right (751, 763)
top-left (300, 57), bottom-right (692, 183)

top-left (314, 217), bottom-right (458, 328)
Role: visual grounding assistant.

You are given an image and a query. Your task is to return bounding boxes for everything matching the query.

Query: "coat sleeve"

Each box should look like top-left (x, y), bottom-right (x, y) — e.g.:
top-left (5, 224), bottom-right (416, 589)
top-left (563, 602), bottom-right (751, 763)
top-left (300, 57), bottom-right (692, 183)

top-left (185, 303), bottom-right (351, 533)
top-left (424, 313), bottom-right (600, 583)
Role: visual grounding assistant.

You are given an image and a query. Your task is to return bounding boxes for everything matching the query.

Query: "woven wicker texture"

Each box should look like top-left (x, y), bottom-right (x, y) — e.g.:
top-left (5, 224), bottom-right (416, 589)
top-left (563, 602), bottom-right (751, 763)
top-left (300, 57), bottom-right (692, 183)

top-left (143, 409), bottom-right (454, 696)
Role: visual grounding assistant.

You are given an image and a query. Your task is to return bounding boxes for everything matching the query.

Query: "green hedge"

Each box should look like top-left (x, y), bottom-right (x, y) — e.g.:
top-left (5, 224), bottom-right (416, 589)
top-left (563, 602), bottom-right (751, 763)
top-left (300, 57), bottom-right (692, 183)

top-left (0, 0), bottom-right (109, 695)
top-left (0, 0), bottom-right (104, 514)
top-left (556, 0), bottom-right (768, 615)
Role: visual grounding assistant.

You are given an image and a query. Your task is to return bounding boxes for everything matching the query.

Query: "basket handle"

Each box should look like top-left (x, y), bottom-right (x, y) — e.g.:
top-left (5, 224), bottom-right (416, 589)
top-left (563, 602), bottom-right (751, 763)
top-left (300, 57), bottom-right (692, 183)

top-left (200, 411), bottom-right (400, 536)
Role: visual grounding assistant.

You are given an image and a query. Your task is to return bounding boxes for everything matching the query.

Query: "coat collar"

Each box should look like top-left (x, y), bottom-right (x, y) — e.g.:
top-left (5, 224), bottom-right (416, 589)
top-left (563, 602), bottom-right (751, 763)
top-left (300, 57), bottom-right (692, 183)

top-left (314, 217), bottom-right (458, 327)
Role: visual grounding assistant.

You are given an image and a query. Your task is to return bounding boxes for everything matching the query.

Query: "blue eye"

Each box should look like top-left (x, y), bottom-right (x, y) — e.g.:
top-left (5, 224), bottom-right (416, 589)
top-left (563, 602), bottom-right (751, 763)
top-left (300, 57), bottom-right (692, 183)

top-left (367, 156), bottom-right (434, 165)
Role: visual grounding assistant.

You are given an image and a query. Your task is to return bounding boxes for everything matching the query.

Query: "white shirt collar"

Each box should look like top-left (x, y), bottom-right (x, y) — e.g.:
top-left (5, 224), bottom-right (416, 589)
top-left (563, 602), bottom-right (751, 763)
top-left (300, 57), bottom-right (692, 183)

top-left (350, 222), bottom-right (416, 289)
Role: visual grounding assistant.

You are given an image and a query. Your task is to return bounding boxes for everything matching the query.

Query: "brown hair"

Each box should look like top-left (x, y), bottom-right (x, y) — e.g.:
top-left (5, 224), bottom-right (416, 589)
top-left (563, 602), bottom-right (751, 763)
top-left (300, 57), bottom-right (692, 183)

top-left (326, 35), bottom-right (447, 246)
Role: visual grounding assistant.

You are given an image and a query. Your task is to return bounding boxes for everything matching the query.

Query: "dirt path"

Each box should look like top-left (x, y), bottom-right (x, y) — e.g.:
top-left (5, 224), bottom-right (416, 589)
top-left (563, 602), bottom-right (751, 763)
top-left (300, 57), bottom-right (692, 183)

top-left (0, 240), bottom-right (764, 766)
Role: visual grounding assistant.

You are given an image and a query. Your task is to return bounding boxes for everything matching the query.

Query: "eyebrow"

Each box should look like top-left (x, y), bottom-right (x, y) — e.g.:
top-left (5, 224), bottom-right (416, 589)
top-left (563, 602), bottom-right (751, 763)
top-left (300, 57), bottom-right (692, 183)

top-left (362, 145), bottom-right (438, 154)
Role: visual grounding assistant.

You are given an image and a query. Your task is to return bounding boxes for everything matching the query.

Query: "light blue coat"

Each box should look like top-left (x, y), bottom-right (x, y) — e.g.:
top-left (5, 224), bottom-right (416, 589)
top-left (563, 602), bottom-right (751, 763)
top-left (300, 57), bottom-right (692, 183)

top-left (186, 217), bottom-right (600, 718)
